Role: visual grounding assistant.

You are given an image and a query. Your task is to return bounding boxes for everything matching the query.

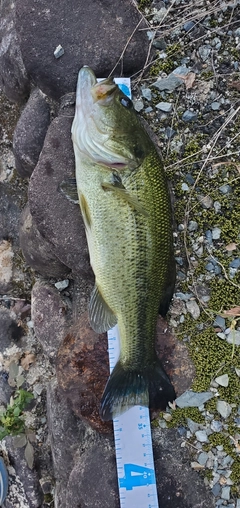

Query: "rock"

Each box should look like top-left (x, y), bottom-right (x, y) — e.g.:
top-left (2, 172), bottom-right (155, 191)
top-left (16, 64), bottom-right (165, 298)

top-left (211, 102), bottom-right (220, 110)
top-left (0, 307), bottom-right (24, 350)
top-left (186, 418), bottom-right (200, 434)
top-left (175, 391), bottom-right (213, 408)
top-left (0, 1), bottom-right (30, 102)
top-left (15, 0), bottom-right (149, 100)
top-left (226, 330), bottom-right (240, 346)
top-left (213, 315), bottom-right (225, 329)
top-left (195, 430), bottom-right (208, 443)
top-left (133, 98), bottom-right (144, 112)
top-left (212, 227), bottom-right (221, 240)
top-left (186, 300), bottom-right (200, 319)
top-left (197, 195), bottom-right (213, 209)
top-left (156, 102), bottom-right (172, 112)
top-left (219, 184), bottom-right (232, 194)
top-left (211, 420), bottom-right (223, 432)
top-left (54, 280), bottom-right (69, 291)
top-left (216, 400), bottom-right (232, 418)
top-left (28, 101), bottom-right (92, 277)
top-left (221, 486), bottom-right (230, 501)
top-left (19, 204), bottom-right (70, 278)
top-left (183, 21), bottom-right (195, 31)
top-left (181, 183), bottom-right (189, 191)
top-left (0, 375), bottom-right (14, 406)
top-left (65, 444), bottom-right (119, 508)
top-left (13, 89), bottom-right (50, 178)
top-left (141, 87), bottom-right (152, 101)
top-left (197, 452), bottom-right (209, 466)
top-left (165, 127), bottom-right (176, 139)
top-left (215, 374), bottom-right (229, 387)
top-left (230, 258), bottom-right (240, 268)
top-left (182, 110), bottom-right (198, 122)
top-left (188, 220), bottom-right (198, 232)
top-left (198, 45), bottom-right (212, 61)
top-left (6, 436), bottom-right (43, 507)
top-left (31, 281), bottom-right (69, 360)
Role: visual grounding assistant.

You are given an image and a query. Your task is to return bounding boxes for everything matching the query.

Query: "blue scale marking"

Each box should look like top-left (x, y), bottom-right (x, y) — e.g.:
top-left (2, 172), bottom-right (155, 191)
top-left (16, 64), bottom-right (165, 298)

top-left (107, 325), bottom-right (159, 508)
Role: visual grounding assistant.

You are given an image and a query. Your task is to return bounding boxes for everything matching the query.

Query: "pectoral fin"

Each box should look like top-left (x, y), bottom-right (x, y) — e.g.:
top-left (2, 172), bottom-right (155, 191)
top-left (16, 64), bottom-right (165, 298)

top-left (101, 182), bottom-right (149, 217)
top-left (60, 178), bottom-right (79, 204)
top-left (89, 284), bottom-right (117, 333)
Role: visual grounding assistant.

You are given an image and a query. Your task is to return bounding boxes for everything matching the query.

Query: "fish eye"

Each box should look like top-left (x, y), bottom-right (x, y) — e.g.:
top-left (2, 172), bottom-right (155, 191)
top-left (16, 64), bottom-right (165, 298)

top-left (119, 97), bottom-right (133, 109)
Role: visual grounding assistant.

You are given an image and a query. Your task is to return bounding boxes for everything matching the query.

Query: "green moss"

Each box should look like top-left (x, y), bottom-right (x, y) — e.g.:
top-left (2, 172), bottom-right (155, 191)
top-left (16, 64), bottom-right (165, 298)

top-left (149, 59), bottom-right (175, 76)
top-left (166, 407), bottom-right (205, 428)
top-left (137, 0), bottom-right (152, 9)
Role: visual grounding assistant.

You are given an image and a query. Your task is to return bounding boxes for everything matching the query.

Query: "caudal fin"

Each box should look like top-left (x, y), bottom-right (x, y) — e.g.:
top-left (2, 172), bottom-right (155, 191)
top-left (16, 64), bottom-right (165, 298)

top-left (100, 359), bottom-right (175, 421)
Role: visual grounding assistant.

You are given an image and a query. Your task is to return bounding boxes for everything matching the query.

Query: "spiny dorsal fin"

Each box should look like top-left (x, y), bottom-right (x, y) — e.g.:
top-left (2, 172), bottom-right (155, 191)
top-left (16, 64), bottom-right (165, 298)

top-left (101, 182), bottom-right (149, 217)
top-left (89, 284), bottom-right (117, 333)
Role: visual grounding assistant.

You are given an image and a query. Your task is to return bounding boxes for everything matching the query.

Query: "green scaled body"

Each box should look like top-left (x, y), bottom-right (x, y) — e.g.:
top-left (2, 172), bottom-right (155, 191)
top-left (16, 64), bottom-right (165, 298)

top-left (71, 67), bottom-right (176, 420)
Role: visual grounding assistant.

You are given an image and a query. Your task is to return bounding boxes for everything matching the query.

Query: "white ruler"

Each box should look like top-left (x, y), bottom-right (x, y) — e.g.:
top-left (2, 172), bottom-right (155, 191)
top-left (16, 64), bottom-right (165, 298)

top-left (107, 326), bottom-right (159, 508)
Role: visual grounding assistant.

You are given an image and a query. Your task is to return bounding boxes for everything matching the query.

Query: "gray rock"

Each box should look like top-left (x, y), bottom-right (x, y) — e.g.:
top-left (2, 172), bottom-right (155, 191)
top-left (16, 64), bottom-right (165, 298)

top-left (198, 45), bottom-right (212, 61)
top-left (31, 281), bottom-right (69, 360)
top-left (206, 262), bottom-right (215, 271)
top-left (215, 374), bottom-right (229, 387)
top-left (195, 430), bottom-right (208, 443)
top-left (230, 258), bottom-right (240, 268)
top-left (221, 486), bottom-right (230, 500)
top-left (186, 300), bottom-right (200, 319)
top-left (211, 102), bottom-right (220, 110)
top-left (211, 420), bottom-right (223, 432)
top-left (0, 1), bottom-right (30, 102)
top-left (212, 483), bottom-right (221, 496)
top-left (197, 195), bottom-right (213, 209)
top-left (175, 391), bottom-right (213, 408)
top-left (182, 110), bottom-right (198, 122)
top-left (214, 201), bottom-right (221, 212)
top-left (156, 102), bottom-right (172, 112)
top-left (133, 98), bottom-right (144, 112)
top-left (181, 183), bottom-right (189, 191)
top-left (216, 400), bottom-right (232, 418)
top-left (13, 88), bottom-right (50, 178)
top-left (54, 279), bottom-right (69, 291)
top-left (226, 330), bottom-right (240, 346)
top-left (19, 204), bottom-right (70, 278)
top-left (186, 418), bottom-right (200, 434)
top-left (212, 227), bottom-right (221, 240)
top-left (65, 445), bottom-right (119, 508)
top-left (28, 101), bottom-right (92, 277)
top-left (141, 87), bottom-right (152, 101)
top-left (165, 127), bottom-right (176, 139)
top-left (15, 0), bottom-right (149, 100)
top-left (153, 66), bottom-right (189, 92)
top-left (197, 452), bottom-right (209, 466)
top-left (213, 315), bottom-right (225, 329)
top-left (183, 21), bottom-right (195, 31)
top-left (219, 184), bottom-right (232, 194)
top-left (188, 220), bottom-right (198, 232)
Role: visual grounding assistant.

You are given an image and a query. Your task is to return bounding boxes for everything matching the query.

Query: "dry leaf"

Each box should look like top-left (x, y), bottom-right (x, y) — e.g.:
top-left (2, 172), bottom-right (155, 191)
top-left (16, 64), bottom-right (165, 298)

top-left (229, 81), bottom-right (240, 91)
top-left (225, 242), bottom-right (238, 251)
top-left (223, 306), bottom-right (240, 317)
top-left (174, 72), bottom-right (196, 90)
top-left (21, 353), bottom-right (36, 370)
top-left (24, 441), bottom-right (34, 469)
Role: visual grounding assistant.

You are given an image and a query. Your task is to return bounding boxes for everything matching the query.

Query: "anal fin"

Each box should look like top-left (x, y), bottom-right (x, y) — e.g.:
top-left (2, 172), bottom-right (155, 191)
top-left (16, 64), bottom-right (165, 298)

top-left (89, 284), bottom-right (117, 333)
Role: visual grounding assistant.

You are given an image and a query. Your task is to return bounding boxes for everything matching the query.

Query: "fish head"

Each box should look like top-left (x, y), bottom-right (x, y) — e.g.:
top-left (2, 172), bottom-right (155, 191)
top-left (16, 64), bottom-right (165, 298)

top-left (71, 66), bottom-right (152, 171)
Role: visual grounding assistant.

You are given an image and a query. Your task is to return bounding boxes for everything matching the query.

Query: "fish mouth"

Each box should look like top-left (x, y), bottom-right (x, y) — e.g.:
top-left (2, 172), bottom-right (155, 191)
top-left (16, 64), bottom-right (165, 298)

top-left (72, 66), bottom-right (134, 169)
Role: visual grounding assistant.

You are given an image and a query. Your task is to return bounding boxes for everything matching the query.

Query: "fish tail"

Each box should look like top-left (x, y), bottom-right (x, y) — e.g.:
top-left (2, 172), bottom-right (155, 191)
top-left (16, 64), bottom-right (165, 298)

top-left (100, 359), bottom-right (175, 421)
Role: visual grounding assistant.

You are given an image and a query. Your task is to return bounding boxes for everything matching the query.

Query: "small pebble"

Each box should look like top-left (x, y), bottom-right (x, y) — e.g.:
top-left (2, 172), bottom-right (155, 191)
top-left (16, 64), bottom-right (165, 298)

top-left (213, 316), bottom-right (225, 329)
top-left (197, 452), bottom-right (209, 466)
top-left (198, 45), bottom-right (211, 61)
top-left (212, 483), bottom-right (221, 496)
top-left (221, 486), bottom-right (230, 501)
top-left (219, 184), bottom-right (232, 194)
top-left (216, 400), bottom-right (232, 418)
top-left (182, 110), bottom-right (198, 122)
top-left (230, 258), bottom-right (240, 269)
top-left (211, 101), bottom-right (220, 110)
top-left (187, 418), bottom-right (199, 434)
top-left (215, 374), bottom-right (229, 387)
top-left (133, 99), bottom-right (144, 112)
top-left (214, 201), bottom-right (222, 212)
top-left (141, 87), bottom-right (152, 101)
top-left (55, 279), bottom-right (69, 291)
top-left (186, 300), bottom-right (200, 319)
top-left (211, 420), bottom-right (223, 432)
top-left (145, 106), bottom-right (153, 113)
top-left (236, 499), bottom-right (240, 508)
top-left (226, 330), bottom-right (240, 346)
top-left (156, 102), bottom-right (172, 113)
top-left (195, 430), bottom-right (208, 443)
top-left (54, 44), bottom-right (65, 59)
top-left (165, 126), bottom-right (176, 139)
top-left (181, 183), bottom-right (189, 191)
top-left (183, 21), bottom-right (195, 31)
top-left (188, 220), bottom-right (198, 232)
top-left (198, 195), bottom-right (213, 209)
top-left (175, 390), bottom-right (213, 408)
top-left (205, 230), bottom-right (213, 243)
top-left (212, 227), bottom-right (221, 240)
top-left (206, 262), bottom-right (215, 271)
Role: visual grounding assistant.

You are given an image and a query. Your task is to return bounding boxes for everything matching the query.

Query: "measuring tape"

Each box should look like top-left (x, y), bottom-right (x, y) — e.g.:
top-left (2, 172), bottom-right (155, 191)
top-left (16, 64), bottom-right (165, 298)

top-left (107, 326), bottom-right (159, 508)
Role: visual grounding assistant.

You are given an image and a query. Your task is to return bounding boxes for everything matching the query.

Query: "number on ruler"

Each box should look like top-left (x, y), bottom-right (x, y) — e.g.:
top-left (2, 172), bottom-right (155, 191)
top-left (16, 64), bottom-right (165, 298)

top-left (119, 463), bottom-right (155, 490)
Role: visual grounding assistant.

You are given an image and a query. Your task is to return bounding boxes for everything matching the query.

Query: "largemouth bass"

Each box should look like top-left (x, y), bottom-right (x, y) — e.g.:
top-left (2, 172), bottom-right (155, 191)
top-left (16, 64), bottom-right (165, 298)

top-left (71, 66), bottom-right (176, 421)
